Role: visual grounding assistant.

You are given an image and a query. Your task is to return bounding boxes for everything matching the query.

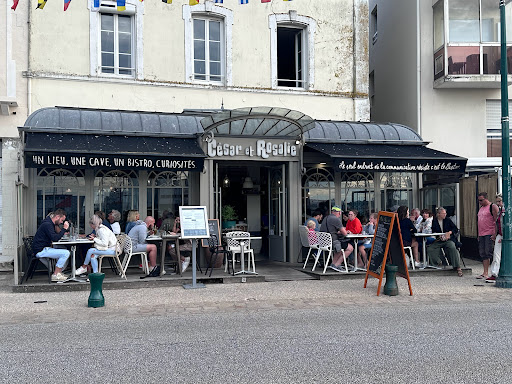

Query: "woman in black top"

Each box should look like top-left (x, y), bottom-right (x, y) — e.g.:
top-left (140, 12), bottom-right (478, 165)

top-left (397, 205), bottom-right (421, 268)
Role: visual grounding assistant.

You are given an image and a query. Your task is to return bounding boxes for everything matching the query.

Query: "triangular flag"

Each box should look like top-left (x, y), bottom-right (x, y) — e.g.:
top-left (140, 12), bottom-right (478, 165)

top-left (240, 0), bottom-right (248, 4)
top-left (36, 0), bottom-right (47, 9)
top-left (162, 0), bottom-right (172, 3)
top-left (261, 0), bottom-right (270, 2)
top-left (64, 0), bottom-right (71, 11)
top-left (214, 0), bottom-right (223, 3)
top-left (117, 0), bottom-right (125, 11)
top-left (11, 0), bottom-right (20, 10)
top-left (189, 0), bottom-right (199, 5)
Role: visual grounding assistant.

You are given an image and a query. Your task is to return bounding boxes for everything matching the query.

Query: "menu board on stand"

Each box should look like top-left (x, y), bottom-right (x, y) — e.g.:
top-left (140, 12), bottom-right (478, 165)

top-left (363, 211), bottom-right (413, 296)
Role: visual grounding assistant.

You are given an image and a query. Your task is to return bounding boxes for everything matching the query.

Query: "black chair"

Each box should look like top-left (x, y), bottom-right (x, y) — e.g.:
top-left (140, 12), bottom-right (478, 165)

top-left (205, 234), bottom-right (231, 277)
top-left (22, 236), bottom-right (54, 284)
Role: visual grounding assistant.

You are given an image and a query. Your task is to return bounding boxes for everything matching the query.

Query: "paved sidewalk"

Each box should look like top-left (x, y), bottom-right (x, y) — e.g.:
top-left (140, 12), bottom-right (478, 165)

top-left (0, 258), bottom-right (510, 326)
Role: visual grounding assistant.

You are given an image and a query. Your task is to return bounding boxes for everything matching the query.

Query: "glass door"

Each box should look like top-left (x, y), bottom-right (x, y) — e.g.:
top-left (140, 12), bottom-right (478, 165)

top-left (268, 164), bottom-right (287, 261)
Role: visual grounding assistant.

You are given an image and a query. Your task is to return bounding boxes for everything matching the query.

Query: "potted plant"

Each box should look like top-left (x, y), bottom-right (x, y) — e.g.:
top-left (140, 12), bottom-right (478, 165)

top-left (221, 205), bottom-right (238, 229)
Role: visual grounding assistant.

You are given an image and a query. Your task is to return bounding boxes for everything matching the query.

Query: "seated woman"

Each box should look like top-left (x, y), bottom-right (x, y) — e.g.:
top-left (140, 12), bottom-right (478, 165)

top-left (397, 206), bottom-right (421, 268)
top-left (108, 209), bottom-right (122, 235)
top-left (418, 209), bottom-right (435, 245)
top-left (125, 210), bottom-right (140, 234)
top-left (358, 212), bottom-right (377, 267)
top-left (75, 215), bottom-right (117, 276)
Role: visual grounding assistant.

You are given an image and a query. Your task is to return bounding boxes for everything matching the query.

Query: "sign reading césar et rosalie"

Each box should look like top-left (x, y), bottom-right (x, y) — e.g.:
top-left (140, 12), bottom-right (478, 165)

top-left (207, 138), bottom-right (298, 159)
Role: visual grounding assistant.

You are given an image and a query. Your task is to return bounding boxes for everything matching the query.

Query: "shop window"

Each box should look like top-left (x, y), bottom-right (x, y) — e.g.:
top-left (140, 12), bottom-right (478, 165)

top-left (269, 13), bottom-right (316, 89)
top-left (302, 167), bottom-right (334, 223)
top-left (89, 0), bottom-right (144, 79)
top-left (94, 170), bottom-right (139, 229)
top-left (486, 99), bottom-right (512, 156)
top-left (421, 185), bottom-right (457, 222)
top-left (379, 173), bottom-right (413, 211)
top-left (340, 173), bottom-right (374, 220)
top-left (36, 169), bottom-right (86, 233)
top-left (147, 171), bottom-right (189, 229)
top-left (183, 3), bottom-right (233, 85)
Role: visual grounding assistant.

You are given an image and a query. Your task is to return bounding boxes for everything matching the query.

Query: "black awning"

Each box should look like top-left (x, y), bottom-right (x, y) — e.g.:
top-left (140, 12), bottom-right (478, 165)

top-left (24, 132), bottom-right (206, 171)
top-left (306, 143), bottom-right (467, 174)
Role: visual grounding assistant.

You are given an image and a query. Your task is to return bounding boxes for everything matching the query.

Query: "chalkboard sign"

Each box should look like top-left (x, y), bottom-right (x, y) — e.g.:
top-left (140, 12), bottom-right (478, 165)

top-left (364, 211), bottom-right (413, 296)
top-left (201, 219), bottom-right (221, 247)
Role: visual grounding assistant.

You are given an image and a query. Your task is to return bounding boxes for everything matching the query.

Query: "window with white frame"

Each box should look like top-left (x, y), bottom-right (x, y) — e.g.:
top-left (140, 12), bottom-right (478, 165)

top-left (101, 13), bottom-right (134, 76)
top-left (89, 0), bottom-right (144, 79)
top-left (277, 25), bottom-right (306, 88)
top-left (193, 17), bottom-right (224, 83)
top-left (269, 13), bottom-right (316, 90)
top-left (183, 3), bottom-right (233, 86)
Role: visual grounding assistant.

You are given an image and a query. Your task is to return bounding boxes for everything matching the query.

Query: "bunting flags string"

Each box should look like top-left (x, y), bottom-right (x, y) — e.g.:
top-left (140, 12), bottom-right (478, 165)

top-left (9, 0), bottom-right (296, 12)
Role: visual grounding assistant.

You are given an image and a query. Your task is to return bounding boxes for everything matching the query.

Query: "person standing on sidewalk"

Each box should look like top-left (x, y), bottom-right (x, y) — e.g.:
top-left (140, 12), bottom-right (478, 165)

top-left (477, 192), bottom-right (499, 279)
top-left (488, 194), bottom-right (505, 282)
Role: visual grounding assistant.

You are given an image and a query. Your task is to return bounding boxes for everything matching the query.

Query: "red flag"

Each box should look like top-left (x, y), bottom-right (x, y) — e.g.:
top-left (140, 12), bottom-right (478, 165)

top-left (261, 0), bottom-right (271, 2)
top-left (11, 0), bottom-right (20, 10)
top-left (64, 0), bottom-right (71, 11)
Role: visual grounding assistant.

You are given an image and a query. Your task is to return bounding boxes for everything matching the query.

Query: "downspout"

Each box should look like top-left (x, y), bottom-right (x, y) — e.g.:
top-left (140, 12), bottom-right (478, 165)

top-left (416, 0), bottom-right (421, 138)
top-left (27, 2), bottom-right (32, 115)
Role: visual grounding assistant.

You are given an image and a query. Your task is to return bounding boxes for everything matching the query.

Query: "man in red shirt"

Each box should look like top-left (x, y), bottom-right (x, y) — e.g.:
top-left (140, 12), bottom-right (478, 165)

top-left (346, 210), bottom-right (362, 234)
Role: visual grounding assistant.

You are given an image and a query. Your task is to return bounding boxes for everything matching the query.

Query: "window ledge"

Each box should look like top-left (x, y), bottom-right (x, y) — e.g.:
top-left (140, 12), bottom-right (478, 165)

top-left (434, 74), bottom-right (512, 89)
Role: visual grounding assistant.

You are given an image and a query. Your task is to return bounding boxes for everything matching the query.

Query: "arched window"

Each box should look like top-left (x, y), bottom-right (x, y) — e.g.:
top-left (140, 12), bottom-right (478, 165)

top-left (302, 167), bottom-right (334, 222)
top-left (379, 172), bottom-right (413, 211)
top-left (94, 170), bottom-right (139, 227)
top-left (36, 169), bottom-right (85, 231)
top-left (340, 173), bottom-right (374, 220)
top-left (147, 171), bottom-right (189, 228)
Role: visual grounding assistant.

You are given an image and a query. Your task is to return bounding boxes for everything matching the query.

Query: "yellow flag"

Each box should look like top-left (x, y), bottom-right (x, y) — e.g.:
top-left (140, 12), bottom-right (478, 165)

top-left (189, 0), bottom-right (199, 5)
top-left (36, 0), bottom-right (47, 9)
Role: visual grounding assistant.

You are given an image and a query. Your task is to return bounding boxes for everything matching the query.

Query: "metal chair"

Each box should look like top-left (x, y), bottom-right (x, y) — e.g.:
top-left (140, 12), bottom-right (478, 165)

top-left (120, 235), bottom-right (149, 275)
top-left (404, 246), bottom-right (415, 270)
top-left (22, 236), bottom-right (55, 284)
top-left (205, 233), bottom-right (231, 277)
top-left (318, 232), bottom-right (348, 274)
top-left (300, 226), bottom-right (323, 271)
top-left (97, 235), bottom-right (126, 279)
top-left (225, 231), bottom-right (255, 274)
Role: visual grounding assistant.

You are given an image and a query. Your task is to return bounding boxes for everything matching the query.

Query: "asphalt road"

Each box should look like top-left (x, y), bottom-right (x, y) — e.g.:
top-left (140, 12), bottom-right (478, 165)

top-left (1, 293), bottom-right (511, 383)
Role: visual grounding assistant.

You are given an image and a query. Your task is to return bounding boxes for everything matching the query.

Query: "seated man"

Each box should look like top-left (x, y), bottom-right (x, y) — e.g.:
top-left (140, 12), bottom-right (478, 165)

top-left (304, 209), bottom-right (323, 231)
top-left (32, 208), bottom-right (71, 282)
top-left (427, 207), bottom-right (463, 277)
top-left (128, 216), bottom-right (159, 275)
top-left (320, 206), bottom-right (353, 272)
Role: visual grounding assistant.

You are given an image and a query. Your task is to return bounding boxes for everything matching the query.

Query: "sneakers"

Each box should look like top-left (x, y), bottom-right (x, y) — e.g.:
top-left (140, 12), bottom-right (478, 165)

top-left (51, 272), bottom-right (68, 282)
top-left (75, 266), bottom-right (88, 276)
top-left (147, 265), bottom-right (161, 277)
top-left (486, 276), bottom-right (496, 283)
top-left (414, 261), bottom-right (422, 268)
top-left (330, 264), bottom-right (344, 272)
top-left (182, 257), bottom-right (190, 273)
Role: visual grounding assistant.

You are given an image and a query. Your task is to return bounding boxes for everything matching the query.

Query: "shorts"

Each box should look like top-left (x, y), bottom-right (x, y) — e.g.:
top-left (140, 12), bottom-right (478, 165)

top-left (478, 235), bottom-right (494, 260)
top-left (132, 244), bottom-right (148, 253)
top-left (332, 239), bottom-right (350, 253)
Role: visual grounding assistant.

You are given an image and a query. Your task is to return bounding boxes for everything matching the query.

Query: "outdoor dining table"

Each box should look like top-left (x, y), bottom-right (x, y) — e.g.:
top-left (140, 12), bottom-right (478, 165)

top-left (52, 237), bottom-right (94, 283)
top-left (224, 235), bottom-right (262, 275)
top-left (414, 232), bottom-right (445, 269)
top-left (147, 234), bottom-right (182, 277)
top-left (346, 233), bottom-right (374, 272)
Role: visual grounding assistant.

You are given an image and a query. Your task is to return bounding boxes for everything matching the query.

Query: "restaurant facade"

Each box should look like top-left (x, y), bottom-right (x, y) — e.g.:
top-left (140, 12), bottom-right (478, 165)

top-left (15, 105), bottom-right (467, 283)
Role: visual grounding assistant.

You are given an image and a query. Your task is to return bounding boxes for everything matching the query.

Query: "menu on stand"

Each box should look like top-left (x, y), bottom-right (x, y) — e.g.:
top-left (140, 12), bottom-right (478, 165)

top-left (179, 206), bottom-right (210, 239)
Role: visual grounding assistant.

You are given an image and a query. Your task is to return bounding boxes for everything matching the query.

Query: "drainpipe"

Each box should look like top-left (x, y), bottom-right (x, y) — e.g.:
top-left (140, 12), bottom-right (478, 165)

top-left (27, 2), bottom-right (32, 115)
top-left (416, 0), bottom-right (421, 138)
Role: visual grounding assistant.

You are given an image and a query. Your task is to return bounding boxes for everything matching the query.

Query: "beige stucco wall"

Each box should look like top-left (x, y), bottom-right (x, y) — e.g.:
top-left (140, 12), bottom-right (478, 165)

top-left (30, 78), bottom-right (356, 121)
top-left (28, 0), bottom-right (367, 97)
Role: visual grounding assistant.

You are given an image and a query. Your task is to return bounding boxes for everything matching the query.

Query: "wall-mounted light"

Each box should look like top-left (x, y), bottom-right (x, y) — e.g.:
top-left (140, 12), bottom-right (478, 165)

top-left (320, 162), bottom-right (326, 165)
top-left (223, 174), bottom-right (230, 188)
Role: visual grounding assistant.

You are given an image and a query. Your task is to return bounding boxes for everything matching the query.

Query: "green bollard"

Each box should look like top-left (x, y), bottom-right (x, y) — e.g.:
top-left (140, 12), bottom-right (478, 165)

top-left (383, 264), bottom-right (399, 296)
top-left (88, 272), bottom-right (105, 308)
